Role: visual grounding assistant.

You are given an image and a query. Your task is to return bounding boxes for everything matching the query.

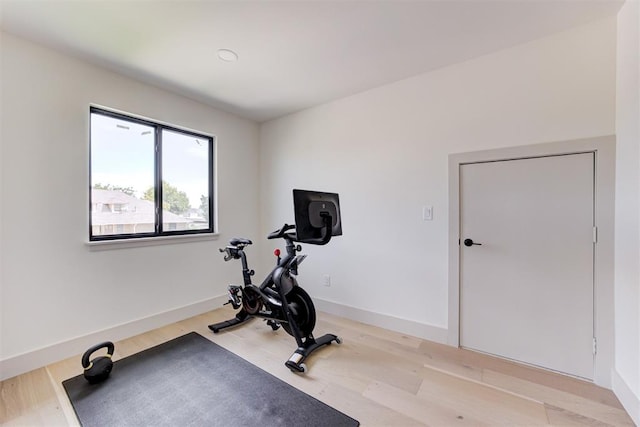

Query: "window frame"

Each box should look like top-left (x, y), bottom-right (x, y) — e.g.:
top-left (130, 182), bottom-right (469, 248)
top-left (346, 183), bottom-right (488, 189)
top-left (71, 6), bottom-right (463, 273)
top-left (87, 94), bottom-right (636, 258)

top-left (89, 106), bottom-right (215, 242)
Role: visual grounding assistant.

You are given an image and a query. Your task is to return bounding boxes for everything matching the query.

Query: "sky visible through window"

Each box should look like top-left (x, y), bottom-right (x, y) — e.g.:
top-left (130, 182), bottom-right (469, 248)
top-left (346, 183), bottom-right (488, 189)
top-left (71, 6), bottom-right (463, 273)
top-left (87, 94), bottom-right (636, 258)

top-left (162, 129), bottom-right (209, 209)
top-left (91, 113), bottom-right (208, 209)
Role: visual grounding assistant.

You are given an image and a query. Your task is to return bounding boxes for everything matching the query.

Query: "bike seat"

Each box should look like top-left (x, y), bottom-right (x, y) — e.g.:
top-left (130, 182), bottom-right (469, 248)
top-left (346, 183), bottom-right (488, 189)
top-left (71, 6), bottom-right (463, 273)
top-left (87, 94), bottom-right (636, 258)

top-left (229, 238), bottom-right (252, 246)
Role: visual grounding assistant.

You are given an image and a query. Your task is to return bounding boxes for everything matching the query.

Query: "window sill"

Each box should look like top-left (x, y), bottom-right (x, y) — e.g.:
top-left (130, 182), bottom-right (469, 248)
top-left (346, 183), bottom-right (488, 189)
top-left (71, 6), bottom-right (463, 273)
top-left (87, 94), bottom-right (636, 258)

top-left (86, 233), bottom-right (220, 251)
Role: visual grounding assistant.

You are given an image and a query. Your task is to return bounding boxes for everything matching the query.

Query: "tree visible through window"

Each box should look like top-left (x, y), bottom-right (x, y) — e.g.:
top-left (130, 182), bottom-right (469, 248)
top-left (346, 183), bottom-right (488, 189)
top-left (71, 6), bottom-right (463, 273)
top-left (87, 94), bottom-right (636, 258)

top-left (90, 107), bottom-right (214, 240)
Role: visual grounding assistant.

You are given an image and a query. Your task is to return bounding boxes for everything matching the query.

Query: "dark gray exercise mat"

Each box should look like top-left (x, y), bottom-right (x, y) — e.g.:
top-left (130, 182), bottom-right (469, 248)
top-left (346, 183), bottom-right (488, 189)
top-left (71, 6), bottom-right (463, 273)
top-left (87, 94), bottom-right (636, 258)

top-left (63, 332), bottom-right (359, 427)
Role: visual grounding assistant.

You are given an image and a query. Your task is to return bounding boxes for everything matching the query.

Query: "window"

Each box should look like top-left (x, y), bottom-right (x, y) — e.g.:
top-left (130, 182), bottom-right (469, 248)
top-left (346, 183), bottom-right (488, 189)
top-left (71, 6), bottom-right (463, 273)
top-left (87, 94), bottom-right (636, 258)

top-left (90, 107), bottom-right (214, 241)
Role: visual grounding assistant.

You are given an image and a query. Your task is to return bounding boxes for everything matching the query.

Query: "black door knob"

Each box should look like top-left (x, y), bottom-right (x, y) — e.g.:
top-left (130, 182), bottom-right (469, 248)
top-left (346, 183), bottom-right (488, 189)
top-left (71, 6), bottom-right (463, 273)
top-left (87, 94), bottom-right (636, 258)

top-left (463, 238), bottom-right (482, 247)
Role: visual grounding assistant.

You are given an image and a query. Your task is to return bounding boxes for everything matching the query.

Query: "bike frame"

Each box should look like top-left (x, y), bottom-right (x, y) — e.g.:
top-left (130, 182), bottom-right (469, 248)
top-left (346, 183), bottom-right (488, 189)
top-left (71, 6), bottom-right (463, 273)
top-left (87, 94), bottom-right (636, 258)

top-left (225, 235), bottom-right (307, 340)
top-left (209, 216), bottom-right (340, 373)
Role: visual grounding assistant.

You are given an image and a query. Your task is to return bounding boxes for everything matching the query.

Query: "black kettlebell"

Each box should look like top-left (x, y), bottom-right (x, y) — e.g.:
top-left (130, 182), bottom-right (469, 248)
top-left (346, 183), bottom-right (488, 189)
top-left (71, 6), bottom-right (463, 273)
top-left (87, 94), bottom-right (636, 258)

top-left (82, 341), bottom-right (114, 384)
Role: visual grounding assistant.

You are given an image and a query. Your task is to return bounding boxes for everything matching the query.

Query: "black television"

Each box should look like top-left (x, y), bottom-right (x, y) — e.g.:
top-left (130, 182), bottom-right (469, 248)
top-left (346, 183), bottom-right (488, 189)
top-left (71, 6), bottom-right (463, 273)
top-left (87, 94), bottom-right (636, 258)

top-left (293, 189), bottom-right (342, 245)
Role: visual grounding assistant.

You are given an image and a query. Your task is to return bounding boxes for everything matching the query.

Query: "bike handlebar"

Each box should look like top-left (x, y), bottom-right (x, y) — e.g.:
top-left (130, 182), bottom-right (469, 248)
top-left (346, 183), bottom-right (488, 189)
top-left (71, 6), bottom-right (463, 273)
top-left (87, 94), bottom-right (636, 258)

top-left (267, 214), bottom-right (334, 245)
top-left (267, 223), bottom-right (296, 240)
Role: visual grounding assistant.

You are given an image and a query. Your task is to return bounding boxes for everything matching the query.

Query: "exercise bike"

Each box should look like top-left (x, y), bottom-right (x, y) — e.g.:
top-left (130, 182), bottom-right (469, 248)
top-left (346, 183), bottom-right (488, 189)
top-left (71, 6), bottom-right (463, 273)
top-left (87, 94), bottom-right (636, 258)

top-left (209, 190), bottom-right (343, 373)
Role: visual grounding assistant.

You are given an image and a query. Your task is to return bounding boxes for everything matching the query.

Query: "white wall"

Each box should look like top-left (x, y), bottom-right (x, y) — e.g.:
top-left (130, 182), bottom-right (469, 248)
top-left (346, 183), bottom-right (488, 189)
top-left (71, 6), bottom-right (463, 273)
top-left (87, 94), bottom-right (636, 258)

top-left (614, 0), bottom-right (640, 423)
top-left (0, 33), bottom-right (5, 379)
top-left (259, 18), bottom-right (616, 339)
top-left (0, 33), bottom-right (260, 378)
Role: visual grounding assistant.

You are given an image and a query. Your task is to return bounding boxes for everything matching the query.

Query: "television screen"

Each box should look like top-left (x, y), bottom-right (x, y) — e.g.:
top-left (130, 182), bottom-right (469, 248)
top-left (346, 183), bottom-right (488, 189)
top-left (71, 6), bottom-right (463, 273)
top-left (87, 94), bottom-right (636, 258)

top-left (293, 189), bottom-right (342, 244)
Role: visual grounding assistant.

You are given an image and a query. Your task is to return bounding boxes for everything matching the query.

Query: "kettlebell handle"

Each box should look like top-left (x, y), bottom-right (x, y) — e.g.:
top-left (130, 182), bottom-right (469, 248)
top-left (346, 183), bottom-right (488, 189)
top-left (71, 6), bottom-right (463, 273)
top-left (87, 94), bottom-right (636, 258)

top-left (82, 341), bottom-right (114, 369)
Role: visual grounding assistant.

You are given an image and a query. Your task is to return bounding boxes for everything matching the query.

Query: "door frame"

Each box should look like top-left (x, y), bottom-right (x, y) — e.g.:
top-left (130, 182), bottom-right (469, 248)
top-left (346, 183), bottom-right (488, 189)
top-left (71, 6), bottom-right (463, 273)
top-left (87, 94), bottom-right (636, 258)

top-left (448, 135), bottom-right (615, 387)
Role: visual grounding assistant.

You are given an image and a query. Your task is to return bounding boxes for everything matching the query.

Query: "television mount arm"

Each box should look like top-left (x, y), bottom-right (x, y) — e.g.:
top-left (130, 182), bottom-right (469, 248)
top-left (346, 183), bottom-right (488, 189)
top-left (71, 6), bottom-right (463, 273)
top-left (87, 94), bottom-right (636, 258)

top-left (296, 212), bottom-right (333, 246)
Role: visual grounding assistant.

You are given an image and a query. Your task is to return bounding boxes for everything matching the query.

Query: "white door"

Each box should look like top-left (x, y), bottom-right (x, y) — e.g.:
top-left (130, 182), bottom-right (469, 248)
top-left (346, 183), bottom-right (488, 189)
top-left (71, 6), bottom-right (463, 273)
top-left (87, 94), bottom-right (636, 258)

top-left (459, 153), bottom-right (595, 380)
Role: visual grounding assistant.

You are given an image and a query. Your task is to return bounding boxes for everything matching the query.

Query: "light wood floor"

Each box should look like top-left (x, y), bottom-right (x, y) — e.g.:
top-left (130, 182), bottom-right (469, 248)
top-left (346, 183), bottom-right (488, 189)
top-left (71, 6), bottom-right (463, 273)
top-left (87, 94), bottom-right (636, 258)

top-left (1, 306), bottom-right (634, 426)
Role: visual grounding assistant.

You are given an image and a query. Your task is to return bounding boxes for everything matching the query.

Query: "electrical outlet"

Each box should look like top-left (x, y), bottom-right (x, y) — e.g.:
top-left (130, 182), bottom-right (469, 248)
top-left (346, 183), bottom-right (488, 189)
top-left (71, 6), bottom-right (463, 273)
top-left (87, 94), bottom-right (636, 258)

top-left (322, 274), bottom-right (331, 287)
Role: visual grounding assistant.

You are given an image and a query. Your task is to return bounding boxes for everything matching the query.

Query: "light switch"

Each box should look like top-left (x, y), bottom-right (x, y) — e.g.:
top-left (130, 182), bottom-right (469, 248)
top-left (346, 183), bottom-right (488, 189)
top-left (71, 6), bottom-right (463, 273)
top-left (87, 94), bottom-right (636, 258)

top-left (423, 205), bottom-right (433, 221)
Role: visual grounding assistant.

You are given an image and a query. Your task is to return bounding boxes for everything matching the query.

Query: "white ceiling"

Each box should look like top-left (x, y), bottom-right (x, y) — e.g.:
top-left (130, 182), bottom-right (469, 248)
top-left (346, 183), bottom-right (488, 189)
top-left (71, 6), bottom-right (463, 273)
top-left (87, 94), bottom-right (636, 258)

top-left (0, 0), bottom-right (624, 122)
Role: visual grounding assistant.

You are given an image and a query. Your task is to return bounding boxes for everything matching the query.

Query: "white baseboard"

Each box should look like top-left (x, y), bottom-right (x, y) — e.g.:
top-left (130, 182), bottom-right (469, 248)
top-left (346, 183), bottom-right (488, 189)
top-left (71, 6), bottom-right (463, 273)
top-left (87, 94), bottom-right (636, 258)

top-left (0, 295), bottom-right (227, 381)
top-left (314, 298), bottom-right (449, 344)
top-left (612, 368), bottom-right (640, 426)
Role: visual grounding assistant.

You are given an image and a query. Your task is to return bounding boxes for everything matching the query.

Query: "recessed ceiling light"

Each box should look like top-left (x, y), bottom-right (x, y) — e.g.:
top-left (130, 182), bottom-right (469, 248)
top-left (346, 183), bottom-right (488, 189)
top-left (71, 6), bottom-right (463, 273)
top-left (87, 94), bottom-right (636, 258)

top-left (217, 49), bottom-right (238, 62)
